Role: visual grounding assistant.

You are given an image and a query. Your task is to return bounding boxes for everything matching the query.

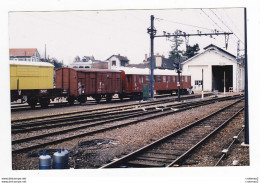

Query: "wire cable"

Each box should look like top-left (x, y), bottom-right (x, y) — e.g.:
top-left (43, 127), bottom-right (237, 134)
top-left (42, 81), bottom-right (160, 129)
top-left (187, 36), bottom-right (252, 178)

top-left (155, 17), bottom-right (219, 32)
top-left (210, 9), bottom-right (244, 45)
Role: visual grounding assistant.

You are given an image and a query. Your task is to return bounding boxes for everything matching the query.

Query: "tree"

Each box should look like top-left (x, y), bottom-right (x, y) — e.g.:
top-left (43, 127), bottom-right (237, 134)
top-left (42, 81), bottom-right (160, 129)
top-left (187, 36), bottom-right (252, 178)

top-left (183, 43), bottom-right (200, 59)
top-left (168, 29), bottom-right (184, 63)
top-left (52, 59), bottom-right (63, 69)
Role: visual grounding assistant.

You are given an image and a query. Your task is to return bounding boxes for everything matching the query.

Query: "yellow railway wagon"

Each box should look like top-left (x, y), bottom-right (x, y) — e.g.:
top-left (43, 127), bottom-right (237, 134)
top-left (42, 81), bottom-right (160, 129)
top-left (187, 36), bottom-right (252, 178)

top-left (10, 60), bottom-right (54, 90)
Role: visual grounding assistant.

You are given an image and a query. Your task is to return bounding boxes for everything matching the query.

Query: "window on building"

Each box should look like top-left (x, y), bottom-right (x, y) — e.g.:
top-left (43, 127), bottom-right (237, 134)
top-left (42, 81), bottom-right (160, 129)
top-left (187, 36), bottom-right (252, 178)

top-left (195, 80), bottom-right (203, 85)
top-left (112, 60), bottom-right (116, 66)
top-left (79, 66), bottom-right (84, 68)
top-left (173, 76), bottom-right (176, 82)
top-left (120, 60), bottom-right (128, 67)
top-left (85, 66), bottom-right (89, 68)
top-left (139, 75), bottom-right (144, 84)
top-left (157, 76), bottom-right (161, 83)
top-left (126, 75), bottom-right (131, 83)
top-left (73, 66), bottom-right (78, 68)
top-left (133, 75), bottom-right (137, 84)
top-left (163, 76), bottom-right (166, 83)
top-left (168, 76), bottom-right (171, 82)
top-left (145, 75), bottom-right (150, 83)
top-left (185, 76), bottom-right (188, 82)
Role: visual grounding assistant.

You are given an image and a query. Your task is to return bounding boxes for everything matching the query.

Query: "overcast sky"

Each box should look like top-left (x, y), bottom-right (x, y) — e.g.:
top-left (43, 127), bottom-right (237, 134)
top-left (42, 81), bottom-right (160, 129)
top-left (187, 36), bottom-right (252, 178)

top-left (9, 8), bottom-right (244, 65)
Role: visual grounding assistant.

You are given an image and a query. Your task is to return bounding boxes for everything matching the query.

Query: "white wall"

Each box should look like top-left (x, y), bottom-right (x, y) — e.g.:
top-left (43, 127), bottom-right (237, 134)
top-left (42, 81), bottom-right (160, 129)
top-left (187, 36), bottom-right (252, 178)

top-left (182, 50), bottom-right (244, 92)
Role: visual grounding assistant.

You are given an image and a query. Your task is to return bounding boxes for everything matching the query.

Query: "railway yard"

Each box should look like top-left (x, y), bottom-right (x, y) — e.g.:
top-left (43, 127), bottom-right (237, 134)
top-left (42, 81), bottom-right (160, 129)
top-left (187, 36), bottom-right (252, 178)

top-left (11, 92), bottom-right (249, 170)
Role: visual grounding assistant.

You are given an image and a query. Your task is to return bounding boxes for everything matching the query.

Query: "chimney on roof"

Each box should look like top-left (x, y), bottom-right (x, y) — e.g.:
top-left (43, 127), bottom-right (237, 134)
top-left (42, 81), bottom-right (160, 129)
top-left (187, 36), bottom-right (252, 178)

top-left (118, 54), bottom-right (120, 56)
top-left (145, 54), bottom-right (148, 61)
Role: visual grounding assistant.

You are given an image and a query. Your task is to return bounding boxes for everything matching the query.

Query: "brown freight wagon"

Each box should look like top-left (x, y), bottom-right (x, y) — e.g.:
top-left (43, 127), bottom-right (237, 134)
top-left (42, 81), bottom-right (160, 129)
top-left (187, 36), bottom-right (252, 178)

top-left (55, 68), bottom-right (122, 104)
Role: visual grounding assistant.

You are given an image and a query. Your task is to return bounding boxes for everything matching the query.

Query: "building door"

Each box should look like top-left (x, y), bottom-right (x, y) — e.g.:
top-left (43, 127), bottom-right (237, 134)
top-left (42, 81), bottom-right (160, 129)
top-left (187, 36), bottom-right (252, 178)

top-left (212, 65), bottom-right (233, 92)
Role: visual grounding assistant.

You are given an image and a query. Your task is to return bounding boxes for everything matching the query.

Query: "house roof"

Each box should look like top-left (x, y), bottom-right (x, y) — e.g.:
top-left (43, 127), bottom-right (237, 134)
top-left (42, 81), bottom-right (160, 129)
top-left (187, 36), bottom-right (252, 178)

top-left (107, 55), bottom-right (129, 61)
top-left (181, 44), bottom-right (237, 65)
top-left (9, 48), bottom-right (38, 57)
top-left (146, 56), bottom-right (176, 70)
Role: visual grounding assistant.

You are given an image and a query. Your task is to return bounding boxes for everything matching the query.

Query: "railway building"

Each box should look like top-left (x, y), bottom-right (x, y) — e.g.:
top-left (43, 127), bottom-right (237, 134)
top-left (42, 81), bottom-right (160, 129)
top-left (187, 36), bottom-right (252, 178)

top-left (181, 44), bottom-right (245, 93)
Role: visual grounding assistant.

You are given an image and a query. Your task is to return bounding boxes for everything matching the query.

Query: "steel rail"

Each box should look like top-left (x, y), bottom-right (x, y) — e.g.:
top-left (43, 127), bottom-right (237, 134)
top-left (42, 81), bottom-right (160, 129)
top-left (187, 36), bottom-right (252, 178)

top-left (166, 107), bottom-right (244, 167)
top-left (100, 99), bottom-right (244, 168)
top-left (214, 126), bottom-right (245, 166)
top-left (12, 95), bottom-right (243, 139)
top-left (11, 93), bottom-right (214, 123)
top-left (12, 96), bottom-right (242, 153)
top-left (11, 93), bottom-right (226, 131)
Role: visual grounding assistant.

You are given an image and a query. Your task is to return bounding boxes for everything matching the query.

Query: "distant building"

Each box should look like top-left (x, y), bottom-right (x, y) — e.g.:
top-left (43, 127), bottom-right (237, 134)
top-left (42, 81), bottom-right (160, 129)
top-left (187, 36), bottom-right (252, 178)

top-left (106, 54), bottom-right (129, 69)
top-left (182, 44), bottom-right (245, 92)
top-left (9, 48), bottom-right (41, 62)
top-left (70, 56), bottom-right (108, 69)
top-left (143, 53), bottom-right (179, 70)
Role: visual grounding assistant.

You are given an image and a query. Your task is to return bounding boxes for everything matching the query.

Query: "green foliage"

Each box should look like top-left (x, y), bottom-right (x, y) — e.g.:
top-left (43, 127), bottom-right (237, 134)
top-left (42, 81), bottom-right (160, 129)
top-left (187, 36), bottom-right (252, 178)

top-left (183, 44), bottom-right (200, 59)
top-left (168, 30), bottom-right (184, 62)
top-left (53, 59), bottom-right (63, 69)
top-left (168, 29), bottom-right (200, 64)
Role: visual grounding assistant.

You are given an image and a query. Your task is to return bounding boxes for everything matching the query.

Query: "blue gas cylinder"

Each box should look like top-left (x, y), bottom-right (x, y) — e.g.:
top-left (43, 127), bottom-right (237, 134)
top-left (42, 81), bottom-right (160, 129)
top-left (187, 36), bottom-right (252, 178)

top-left (53, 149), bottom-right (65, 169)
top-left (61, 149), bottom-right (69, 169)
top-left (39, 150), bottom-right (51, 169)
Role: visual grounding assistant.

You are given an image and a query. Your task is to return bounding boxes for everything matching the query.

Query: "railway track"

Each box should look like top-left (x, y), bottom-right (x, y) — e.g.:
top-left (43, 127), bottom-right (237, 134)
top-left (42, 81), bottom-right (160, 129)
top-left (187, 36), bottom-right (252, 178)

top-left (10, 93), bottom-right (211, 112)
top-left (11, 93), bottom-right (224, 133)
top-left (214, 125), bottom-right (245, 166)
top-left (100, 99), bottom-right (244, 168)
top-left (11, 93), bottom-right (213, 123)
top-left (12, 95), bottom-right (243, 154)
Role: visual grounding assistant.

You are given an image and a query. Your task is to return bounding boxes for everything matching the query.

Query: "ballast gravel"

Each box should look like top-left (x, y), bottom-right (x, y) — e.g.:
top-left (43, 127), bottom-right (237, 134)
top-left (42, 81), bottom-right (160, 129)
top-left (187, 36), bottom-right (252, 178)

top-left (11, 95), bottom-right (249, 170)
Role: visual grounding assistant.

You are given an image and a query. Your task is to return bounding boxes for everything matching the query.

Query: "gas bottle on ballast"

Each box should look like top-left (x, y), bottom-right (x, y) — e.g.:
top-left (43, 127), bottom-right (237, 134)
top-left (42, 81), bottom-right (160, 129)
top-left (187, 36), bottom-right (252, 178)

top-left (53, 149), bottom-right (65, 169)
top-left (39, 150), bottom-right (51, 169)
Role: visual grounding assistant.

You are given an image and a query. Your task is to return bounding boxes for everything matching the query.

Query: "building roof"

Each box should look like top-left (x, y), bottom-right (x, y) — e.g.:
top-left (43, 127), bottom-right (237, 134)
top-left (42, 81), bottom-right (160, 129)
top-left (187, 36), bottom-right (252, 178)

top-left (126, 63), bottom-right (150, 69)
top-left (107, 54), bottom-right (129, 61)
top-left (9, 48), bottom-right (38, 57)
top-left (203, 44), bottom-right (236, 58)
top-left (145, 56), bottom-right (176, 70)
top-left (181, 44), bottom-right (237, 65)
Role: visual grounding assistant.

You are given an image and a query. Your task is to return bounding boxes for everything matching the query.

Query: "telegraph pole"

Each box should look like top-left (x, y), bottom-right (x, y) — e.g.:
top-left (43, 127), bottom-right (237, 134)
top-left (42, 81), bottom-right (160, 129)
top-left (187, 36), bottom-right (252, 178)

top-left (147, 15), bottom-right (233, 99)
top-left (147, 15), bottom-right (156, 99)
top-left (177, 57), bottom-right (181, 102)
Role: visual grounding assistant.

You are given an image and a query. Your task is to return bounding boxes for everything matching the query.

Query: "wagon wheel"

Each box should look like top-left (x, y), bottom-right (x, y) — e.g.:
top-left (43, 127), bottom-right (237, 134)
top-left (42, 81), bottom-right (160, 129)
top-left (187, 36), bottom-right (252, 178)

top-left (67, 96), bottom-right (75, 105)
top-left (118, 94), bottom-right (124, 101)
top-left (78, 95), bottom-right (87, 104)
top-left (27, 97), bottom-right (38, 108)
top-left (106, 94), bottom-right (112, 102)
top-left (94, 95), bottom-right (101, 103)
top-left (39, 97), bottom-right (50, 108)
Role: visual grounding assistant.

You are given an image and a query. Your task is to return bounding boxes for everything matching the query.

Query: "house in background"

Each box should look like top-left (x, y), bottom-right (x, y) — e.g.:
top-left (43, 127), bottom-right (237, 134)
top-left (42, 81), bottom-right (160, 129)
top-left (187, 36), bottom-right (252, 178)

top-left (70, 56), bottom-right (108, 69)
top-left (182, 44), bottom-right (245, 93)
top-left (9, 48), bottom-right (41, 62)
top-left (106, 54), bottom-right (129, 69)
top-left (143, 53), bottom-right (180, 70)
